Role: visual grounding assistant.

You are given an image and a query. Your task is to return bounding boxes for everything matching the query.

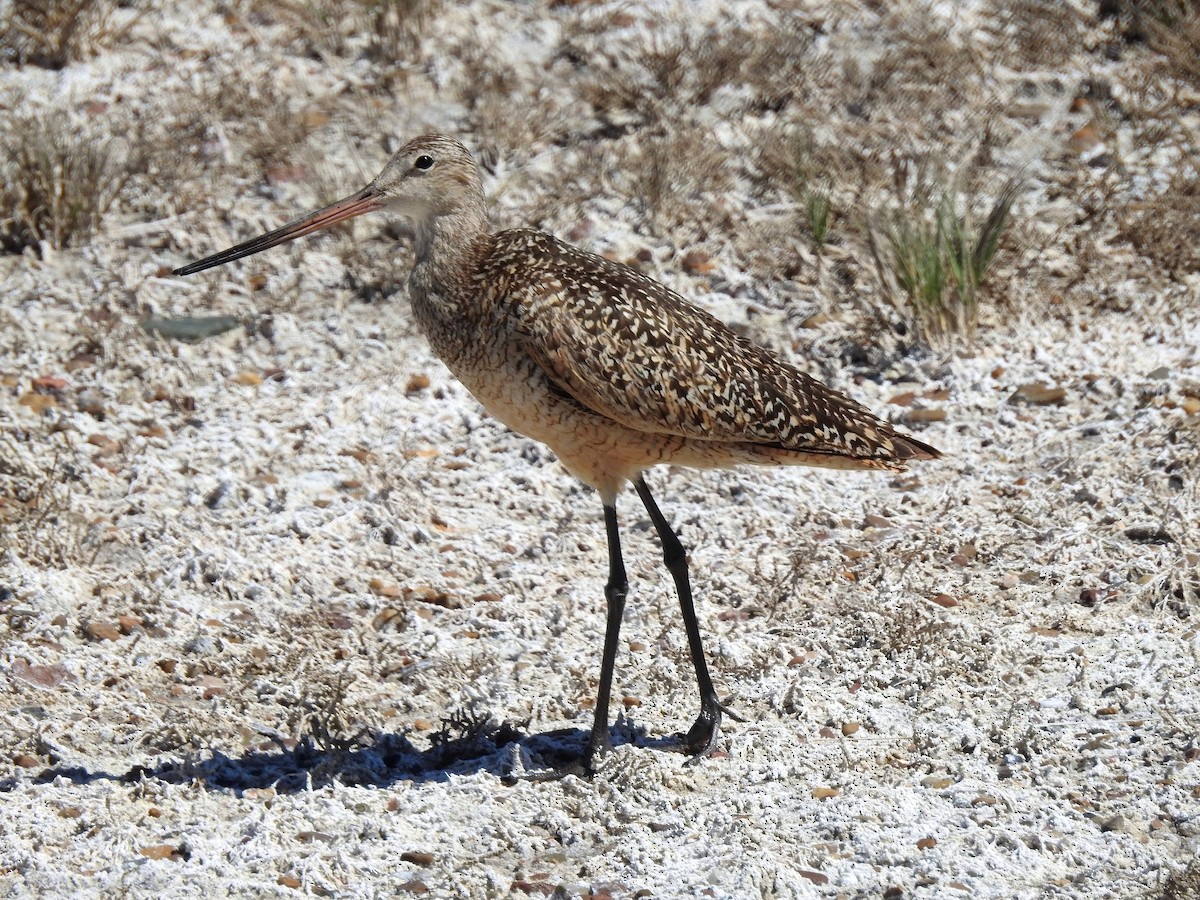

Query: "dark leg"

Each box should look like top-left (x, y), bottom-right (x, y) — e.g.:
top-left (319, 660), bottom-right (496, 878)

top-left (583, 503), bottom-right (628, 770)
top-left (634, 476), bottom-right (734, 760)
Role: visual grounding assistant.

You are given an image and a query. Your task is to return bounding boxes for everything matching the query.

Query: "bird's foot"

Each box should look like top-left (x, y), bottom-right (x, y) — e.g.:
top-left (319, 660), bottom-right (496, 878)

top-left (581, 729), bottom-right (614, 776)
top-left (676, 699), bottom-right (744, 765)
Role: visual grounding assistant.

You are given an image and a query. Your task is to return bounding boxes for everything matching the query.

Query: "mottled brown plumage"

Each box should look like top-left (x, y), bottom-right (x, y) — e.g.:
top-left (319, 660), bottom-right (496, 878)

top-left (174, 134), bottom-right (940, 773)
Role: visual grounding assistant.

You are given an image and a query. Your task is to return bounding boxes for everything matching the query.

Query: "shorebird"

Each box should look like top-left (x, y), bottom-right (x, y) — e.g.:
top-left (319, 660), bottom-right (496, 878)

top-left (174, 134), bottom-right (939, 771)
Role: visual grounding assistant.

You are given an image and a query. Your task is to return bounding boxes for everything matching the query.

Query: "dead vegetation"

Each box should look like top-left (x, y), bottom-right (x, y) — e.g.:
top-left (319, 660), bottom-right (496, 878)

top-left (0, 0), bottom-right (139, 68)
top-left (0, 433), bottom-right (86, 569)
top-left (1116, 158), bottom-right (1200, 278)
top-left (0, 111), bottom-right (144, 253)
top-left (249, 0), bottom-right (442, 85)
top-left (982, 0), bottom-right (1089, 69)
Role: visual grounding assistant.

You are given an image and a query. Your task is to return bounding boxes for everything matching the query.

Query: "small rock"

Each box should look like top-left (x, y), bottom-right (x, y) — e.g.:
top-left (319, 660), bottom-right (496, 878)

top-left (681, 250), bottom-right (715, 274)
top-left (1124, 525), bottom-right (1174, 545)
top-left (904, 407), bottom-right (947, 423)
top-left (140, 845), bottom-right (180, 860)
top-left (1068, 123), bottom-right (1102, 154)
top-left (566, 220), bottom-right (593, 242)
top-left (999, 573), bottom-right (1020, 590)
top-left (12, 659), bottom-right (72, 688)
top-left (84, 621), bottom-right (122, 642)
top-left (372, 607), bottom-right (403, 630)
top-left (369, 579), bottom-right (402, 598)
top-left (32, 375), bottom-right (69, 391)
top-left (13, 754), bottom-right (41, 768)
top-left (198, 675), bottom-right (226, 698)
top-left (18, 392), bottom-right (57, 413)
top-left (401, 851), bottom-right (435, 866)
top-left (183, 635), bottom-right (219, 655)
top-left (1011, 382), bottom-right (1066, 405)
top-left (811, 786), bottom-right (840, 799)
top-left (406, 585), bottom-right (460, 608)
top-left (510, 881), bottom-right (555, 896)
top-left (917, 837), bottom-right (938, 850)
top-left (930, 593), bottom-right (957, 608)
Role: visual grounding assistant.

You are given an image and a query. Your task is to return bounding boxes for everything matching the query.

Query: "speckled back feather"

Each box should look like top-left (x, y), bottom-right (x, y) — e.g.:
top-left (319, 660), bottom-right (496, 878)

top-left (474, 229), bottom-right (938, 468)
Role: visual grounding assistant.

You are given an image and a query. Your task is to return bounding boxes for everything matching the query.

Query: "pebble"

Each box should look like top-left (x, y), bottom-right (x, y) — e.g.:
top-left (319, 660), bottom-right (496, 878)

top-left (681, 250), bottom-right (715, 274)
top-left (84, 621), bottom-right (122, 642)
top-left (183, 635), bottom-right (219, 655)
top-left (1011, 382), bottom-right (1067, 405)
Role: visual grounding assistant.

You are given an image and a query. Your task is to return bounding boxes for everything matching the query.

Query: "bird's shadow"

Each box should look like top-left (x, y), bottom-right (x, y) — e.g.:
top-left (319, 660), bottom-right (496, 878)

top-left (4, 716), bottom-right (677, 795)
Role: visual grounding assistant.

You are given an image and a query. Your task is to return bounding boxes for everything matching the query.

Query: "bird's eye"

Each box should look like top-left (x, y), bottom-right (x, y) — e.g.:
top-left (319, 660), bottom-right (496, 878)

top-left (414, 155), bottom-right (434, 170)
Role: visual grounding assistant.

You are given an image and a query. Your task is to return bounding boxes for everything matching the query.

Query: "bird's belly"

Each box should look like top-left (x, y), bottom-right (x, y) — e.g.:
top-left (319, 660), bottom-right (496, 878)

top-left (444, 349), bottom-right (680, 500)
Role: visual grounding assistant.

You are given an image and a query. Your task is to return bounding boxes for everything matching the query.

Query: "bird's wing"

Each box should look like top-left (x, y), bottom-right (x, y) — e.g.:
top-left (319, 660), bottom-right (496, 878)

top-left (493, 230), bottom-right (922, 463)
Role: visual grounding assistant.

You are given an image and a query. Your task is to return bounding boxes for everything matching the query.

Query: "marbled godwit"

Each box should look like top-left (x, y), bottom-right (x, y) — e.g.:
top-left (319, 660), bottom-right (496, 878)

top-left (174, 134), bottom-right (939, 771)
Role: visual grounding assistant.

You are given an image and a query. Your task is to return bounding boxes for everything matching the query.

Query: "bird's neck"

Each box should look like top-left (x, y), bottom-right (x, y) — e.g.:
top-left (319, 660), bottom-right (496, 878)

top-left (407, 202), bottom-right (490, 349)
top-left (411, 201), bottom-right (489, 287)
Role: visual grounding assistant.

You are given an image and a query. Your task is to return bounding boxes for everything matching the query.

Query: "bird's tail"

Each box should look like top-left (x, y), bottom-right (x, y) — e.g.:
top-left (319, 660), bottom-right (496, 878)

top-left (894, 434), bottom-right (942, 461)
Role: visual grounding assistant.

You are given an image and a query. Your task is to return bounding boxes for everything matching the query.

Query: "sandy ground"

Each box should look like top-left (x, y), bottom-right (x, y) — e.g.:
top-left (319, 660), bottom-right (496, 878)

top-left (2, 1), bottom-right (1199, 897)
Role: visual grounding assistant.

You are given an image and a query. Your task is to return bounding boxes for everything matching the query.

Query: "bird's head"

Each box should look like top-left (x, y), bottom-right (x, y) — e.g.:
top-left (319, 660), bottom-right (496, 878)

top-left (172, 133), bottom-right (484, 277)
top-left (368, 134), bottom-right (484, 221)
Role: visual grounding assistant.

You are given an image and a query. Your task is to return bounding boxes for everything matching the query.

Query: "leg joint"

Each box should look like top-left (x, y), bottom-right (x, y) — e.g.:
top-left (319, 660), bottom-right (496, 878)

top-left (660, 531), bottom-right (687, 568)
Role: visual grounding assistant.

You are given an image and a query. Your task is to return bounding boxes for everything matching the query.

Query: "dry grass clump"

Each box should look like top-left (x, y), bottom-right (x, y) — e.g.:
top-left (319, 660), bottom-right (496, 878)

top-left (845, 7), bottom-right (992, 129)
top-left (1158, 858), bottom-right (1200, 900)
top-left (1116, 160), bottom-right (1200, 278)
top-left (981, 0), bottom-right (1089, 69)
top-left (558, 11), bottom-right (814, 129)
top-left (251, 0), bottom-right (441, 81)
top-left (166, 76), bottom-right (319, 183)
top-left (1103, 0), bottom-right (1200, 84)
top-left (0, 111), bottom-right (144, 253)
top-left (608, 127), bottom-right (736, 237)
top-left (0, 434), bottom-right (85, 569)
top-left (869, 166), bottom-right (1022, 344)
top-left (752, 129), bottom-right (856, 249)
top-left (0, 0), bottom-right (138, 68)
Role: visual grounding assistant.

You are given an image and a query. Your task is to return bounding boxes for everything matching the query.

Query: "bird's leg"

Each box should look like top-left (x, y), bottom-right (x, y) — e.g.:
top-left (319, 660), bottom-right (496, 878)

top-left (584, 503), bottom-right (628, 771)
top-left (634, 476), bottom-right (735, 761)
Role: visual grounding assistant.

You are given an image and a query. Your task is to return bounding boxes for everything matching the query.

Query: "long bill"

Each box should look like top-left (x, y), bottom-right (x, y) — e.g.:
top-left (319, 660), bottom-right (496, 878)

top-left (172, 186), bottom-right (385, 276)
